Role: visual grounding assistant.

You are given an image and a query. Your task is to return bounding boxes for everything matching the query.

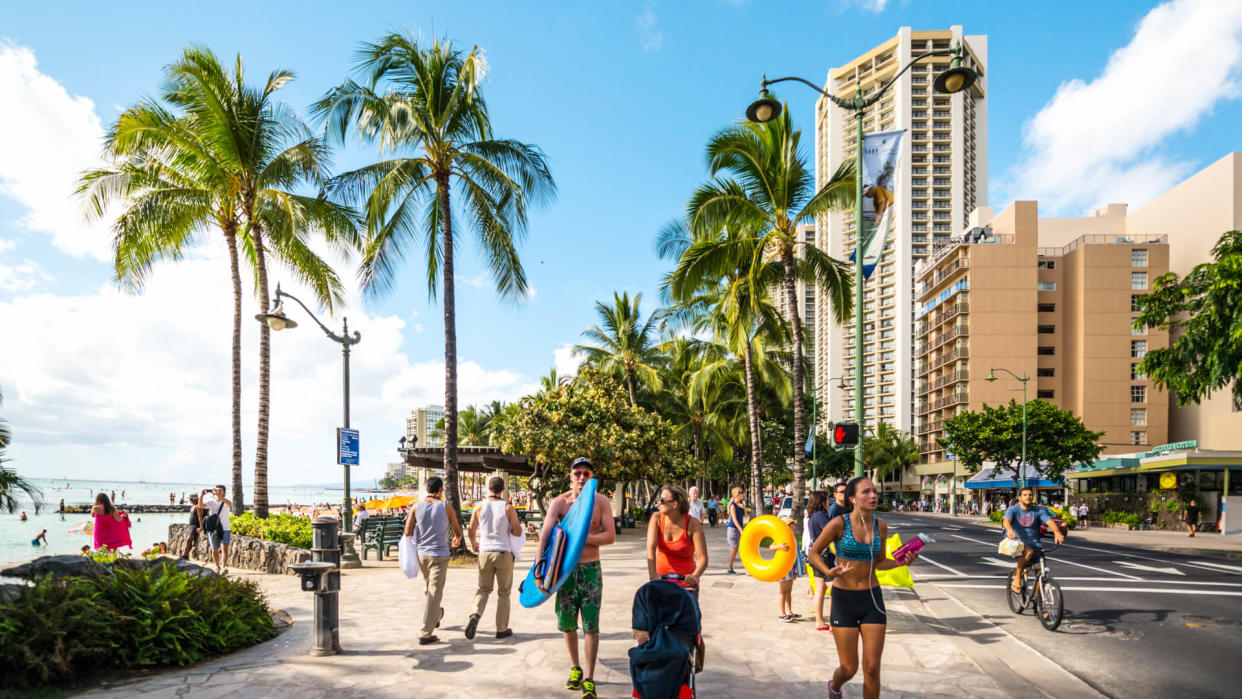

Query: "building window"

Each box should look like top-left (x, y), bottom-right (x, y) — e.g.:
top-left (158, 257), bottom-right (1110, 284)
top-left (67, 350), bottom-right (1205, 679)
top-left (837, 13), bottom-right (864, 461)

top-left (1037, 260), bottom-right (1056, 269)
top-left (1037, 368), bottom-right (1055, 377)
top-left (1132, 249), bottom-right (1147, 267)
top-left (1131, 363), bottom-right (1146, 380)
top-left (1037, 281), bottom-right (1056, 291)
top-left (1130, 431), bottom-right (1146, 445)
top-left (1130, 408), bottom-right (1146, 426)
top-left (1038, 325), bottom-right (1055, 334)
top-left (1037, 346), bottom-right (1055, 356)
top-left (1131, 272), bottom-right (1147, 290)
top-left (1131, 320), bottom-right (1145, 335)
top-left (1131, 294), bottom-right (1143, 312)
top-left (1131, 385), bottom-right (1146, 403)
top-left (1037, 389), bottom-right (1055, 399)
top-left (1131, 340), bottom-right (1147, 358)
top-left (1037, 303), bottom-right (1056, 313)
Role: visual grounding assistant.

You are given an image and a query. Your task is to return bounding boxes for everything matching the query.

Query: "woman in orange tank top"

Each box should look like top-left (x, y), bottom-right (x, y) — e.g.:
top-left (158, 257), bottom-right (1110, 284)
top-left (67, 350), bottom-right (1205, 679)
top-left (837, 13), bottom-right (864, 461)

top-left (646, 485), bottom-right (708, 589)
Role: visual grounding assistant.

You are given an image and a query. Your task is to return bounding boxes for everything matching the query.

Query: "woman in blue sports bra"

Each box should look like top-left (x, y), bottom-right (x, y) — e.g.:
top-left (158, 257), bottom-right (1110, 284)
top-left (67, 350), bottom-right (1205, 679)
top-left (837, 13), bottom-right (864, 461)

top-left (807, 476), bottom-right (920, 699)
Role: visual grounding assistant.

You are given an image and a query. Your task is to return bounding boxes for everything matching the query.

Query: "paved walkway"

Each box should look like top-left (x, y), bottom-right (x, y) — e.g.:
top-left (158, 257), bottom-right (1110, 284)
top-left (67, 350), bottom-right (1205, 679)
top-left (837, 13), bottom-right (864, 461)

top-left (80, 521), bottom-right (1093, 698)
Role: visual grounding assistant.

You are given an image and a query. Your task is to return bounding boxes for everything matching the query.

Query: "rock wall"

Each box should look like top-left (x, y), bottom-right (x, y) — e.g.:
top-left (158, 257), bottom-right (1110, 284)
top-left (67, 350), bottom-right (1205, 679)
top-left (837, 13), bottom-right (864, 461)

top-left (167, 524), bottom-right (309, 574)
top-left (62, 504), bottom-right (191, 514)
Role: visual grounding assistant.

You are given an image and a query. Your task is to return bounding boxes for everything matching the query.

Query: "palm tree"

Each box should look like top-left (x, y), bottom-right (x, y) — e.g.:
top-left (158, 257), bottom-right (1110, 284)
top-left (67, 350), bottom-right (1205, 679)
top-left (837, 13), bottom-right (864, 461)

top-left (0, 387), bottom-right (43, 514)
top-left (653, 338), bottom-right (733, 492)
top-left (575, 292), bottom-right (664, 408)
top-left (688, 105), bottom-right (854, 527)
top-left (82, 46), bottom-right (357, 518)
top-left (662, 220), bottom-right (792, 515)
top-left (457, 405), bottom-right (492, 446)
top-left (865, 422), bottom-right (920, 496)
top-left (315, 34), bottom-right (556, 522)
top-left (539, 369), bottom-right (570, 393)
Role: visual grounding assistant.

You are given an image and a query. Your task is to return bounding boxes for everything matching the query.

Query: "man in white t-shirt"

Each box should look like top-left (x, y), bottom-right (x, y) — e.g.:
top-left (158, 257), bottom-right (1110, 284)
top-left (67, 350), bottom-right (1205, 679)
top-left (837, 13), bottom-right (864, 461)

top-left (352, 504), bottom-right (371, 533)
top-left (203, 484), bottom-right (233, 575)
top-left (688, 486), bottom-right (706, 521)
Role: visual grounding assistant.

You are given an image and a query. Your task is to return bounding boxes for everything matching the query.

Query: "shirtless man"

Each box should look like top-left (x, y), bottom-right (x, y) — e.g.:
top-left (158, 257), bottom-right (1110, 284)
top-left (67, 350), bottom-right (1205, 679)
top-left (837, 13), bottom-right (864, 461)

top-left (539, 456), bottom-right (615, 699)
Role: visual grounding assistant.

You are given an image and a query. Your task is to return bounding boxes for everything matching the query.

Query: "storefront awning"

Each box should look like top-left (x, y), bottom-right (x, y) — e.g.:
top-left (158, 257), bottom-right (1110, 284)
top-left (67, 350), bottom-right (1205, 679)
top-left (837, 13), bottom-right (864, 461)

top-left (964, 463), bottom-right (1061, 489)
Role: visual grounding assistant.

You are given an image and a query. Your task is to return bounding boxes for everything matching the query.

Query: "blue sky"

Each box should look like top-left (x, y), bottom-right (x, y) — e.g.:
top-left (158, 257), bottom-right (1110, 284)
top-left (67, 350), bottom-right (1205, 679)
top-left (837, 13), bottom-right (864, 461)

top-left (2, 0), bottom-right (1241, 486)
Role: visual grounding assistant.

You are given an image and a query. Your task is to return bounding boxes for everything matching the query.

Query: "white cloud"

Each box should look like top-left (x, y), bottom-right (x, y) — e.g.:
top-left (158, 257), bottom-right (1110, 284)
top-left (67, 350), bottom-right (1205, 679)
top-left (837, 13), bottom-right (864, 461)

top-left (0, 239), bottom-right (16, 255)
top-left (0, 246), bottom-right (540, 484)
top-left (554, 342), bottom-right (584, 378)
top-left (0, 258), bottom-right (51, 292)
top-left (1001, 0), bottom-right (1242, 214)
top-left (0, 41), bottom-right (112, 261)
top-left (852, 0), bottom-right (889, 12)
top-left (635, 7), bottom-right (664, 52)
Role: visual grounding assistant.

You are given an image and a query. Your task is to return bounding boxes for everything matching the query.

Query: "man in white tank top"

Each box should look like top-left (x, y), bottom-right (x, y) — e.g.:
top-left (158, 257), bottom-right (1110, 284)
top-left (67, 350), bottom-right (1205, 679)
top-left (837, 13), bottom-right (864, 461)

top-left (465, 476), bottom-right (523, 640)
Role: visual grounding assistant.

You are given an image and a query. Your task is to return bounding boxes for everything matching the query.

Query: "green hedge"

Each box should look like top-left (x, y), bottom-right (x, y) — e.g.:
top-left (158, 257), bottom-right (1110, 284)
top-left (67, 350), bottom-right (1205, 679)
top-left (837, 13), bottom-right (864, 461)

top-left (989, 509), bottom-right (1005, 523)
top-left (228, 513), bottom-right (313, 548)
top-left (1101, 510), bottom-right (1142, 528)
top-left (0, 561), bottom-right (275, 691)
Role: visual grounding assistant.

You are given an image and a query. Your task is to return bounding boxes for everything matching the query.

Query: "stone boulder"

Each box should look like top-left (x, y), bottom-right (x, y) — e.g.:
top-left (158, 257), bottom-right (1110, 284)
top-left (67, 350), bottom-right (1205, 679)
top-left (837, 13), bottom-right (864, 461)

top-left (167, 524), bottom-right (310, 574)
top-left (1, 555), bottom-right (107, 580)
top-left (111, 556), bottom-right (218, 578)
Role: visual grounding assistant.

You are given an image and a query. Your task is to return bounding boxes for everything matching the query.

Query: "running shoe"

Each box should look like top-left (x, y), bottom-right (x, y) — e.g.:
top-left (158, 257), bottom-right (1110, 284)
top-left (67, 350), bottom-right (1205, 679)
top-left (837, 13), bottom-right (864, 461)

top-left (465, 613), bottom-right (479, 640)
top-left (581, 679), bottom-right (597, 699)
top-left (565, 666), bottom-right (583, 691)
top-left (495, 629), bottom-right (513, 640)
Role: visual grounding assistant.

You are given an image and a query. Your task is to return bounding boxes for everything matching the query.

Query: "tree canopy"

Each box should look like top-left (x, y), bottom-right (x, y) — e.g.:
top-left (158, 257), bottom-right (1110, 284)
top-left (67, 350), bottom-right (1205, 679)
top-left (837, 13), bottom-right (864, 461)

top-left (492, 368), bottom-right (689, 506)
top-left (939, 399), bottom-right (1103, 486)
top-left (1134, 229), bottom-right (1242, 406)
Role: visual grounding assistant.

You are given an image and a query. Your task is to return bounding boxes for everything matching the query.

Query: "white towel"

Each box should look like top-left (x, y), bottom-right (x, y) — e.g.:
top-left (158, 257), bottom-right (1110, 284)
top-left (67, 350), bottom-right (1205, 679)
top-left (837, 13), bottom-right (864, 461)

top-left (398, 535), bottom-right (419, 579)
top-left (510, 532), bottom-right (526, 562)
top-left (802, 516), bottom-right (813, 553)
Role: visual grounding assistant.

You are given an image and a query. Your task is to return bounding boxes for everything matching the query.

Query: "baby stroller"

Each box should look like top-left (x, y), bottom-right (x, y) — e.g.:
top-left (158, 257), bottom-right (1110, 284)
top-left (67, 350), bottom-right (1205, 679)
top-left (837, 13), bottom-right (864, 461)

top-left (629, 574), bottom-right (700, 699)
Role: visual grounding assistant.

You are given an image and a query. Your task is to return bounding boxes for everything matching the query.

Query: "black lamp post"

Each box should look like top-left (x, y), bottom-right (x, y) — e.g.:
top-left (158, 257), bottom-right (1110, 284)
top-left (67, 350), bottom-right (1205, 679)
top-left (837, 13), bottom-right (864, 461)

top-left (257, 283), bottom-right (362, 565)
top-left (746, 45), bottom-right (977, 481)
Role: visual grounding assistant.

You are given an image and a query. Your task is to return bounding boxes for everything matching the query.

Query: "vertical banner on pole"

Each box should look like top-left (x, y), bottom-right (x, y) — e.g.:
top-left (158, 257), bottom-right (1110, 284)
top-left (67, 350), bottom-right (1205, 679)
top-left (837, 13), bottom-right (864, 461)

top-left (850, 129), bottom-right (905, 280)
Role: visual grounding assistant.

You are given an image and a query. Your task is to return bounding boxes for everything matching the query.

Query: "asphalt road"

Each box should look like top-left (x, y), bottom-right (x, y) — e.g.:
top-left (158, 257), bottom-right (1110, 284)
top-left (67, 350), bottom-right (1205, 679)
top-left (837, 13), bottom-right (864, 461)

top-left (883, 511), bottom-right (1242, 698)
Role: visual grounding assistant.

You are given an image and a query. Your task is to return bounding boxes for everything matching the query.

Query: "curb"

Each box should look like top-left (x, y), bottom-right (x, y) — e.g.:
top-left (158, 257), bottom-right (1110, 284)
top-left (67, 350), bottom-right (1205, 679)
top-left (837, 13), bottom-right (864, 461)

top-left (910, 582), bottom-right (1107, 699)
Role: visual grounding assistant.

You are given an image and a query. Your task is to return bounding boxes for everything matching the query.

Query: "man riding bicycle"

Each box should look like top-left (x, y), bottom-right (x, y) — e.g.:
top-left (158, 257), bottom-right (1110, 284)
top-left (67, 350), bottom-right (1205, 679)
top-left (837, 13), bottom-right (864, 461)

top-left (1003, 486), bottom-right (1065, 594)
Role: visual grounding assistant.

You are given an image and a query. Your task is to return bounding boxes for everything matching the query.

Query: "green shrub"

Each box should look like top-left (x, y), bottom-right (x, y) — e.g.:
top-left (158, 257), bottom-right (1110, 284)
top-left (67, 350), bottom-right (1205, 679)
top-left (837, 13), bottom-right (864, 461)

top-left (1100, 510), bottom-right (1141, 528)
top-left (989, 510), bottom-right (1005, 523)
top-left (876, 504), bottom-right (892, 512)
top-left (1148, 499), bottom-right (1162, 513)
top-left (0, 561), bottom-right (275, 690)
top-left (228, 513), bottom-right (313, 548)
top-left (1165, 499), bottom-right (1181, 513)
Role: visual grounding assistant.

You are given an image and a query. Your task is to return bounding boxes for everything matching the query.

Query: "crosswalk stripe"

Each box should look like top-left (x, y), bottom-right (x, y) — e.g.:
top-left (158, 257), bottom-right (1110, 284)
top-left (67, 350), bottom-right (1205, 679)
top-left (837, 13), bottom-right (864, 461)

top-left (933, 583), bottom-right (1242, 596)
top-left (1192, 560), bottom-right (1242, 574)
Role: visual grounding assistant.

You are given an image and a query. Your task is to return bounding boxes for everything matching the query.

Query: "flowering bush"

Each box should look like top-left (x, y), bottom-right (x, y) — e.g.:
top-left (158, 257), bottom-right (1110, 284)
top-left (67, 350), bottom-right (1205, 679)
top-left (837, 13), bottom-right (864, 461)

top-left (228, 513), bottom-right (313, 548)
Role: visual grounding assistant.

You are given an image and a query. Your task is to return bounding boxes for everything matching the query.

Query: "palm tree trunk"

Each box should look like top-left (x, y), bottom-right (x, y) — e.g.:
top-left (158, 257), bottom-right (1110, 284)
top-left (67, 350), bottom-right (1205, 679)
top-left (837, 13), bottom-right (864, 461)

top-left (695, 423), bottom-right (706, 495)
top-left (439, 178), bottom-right (462, 534)
top-left (780, 246), bottom-right (806, 528)
top-left (742, 341), bottom-right (765, 516)
top-left (226, 229), bottom-right (245, 515)
top-left (252, 222), bottom-right (271, 519)
top-left (625, 368), bottom-right (639, 408)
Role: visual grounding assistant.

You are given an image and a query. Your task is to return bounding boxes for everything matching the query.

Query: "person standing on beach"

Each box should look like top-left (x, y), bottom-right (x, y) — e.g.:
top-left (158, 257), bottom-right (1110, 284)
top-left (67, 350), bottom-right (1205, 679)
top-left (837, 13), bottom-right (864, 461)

top-left (404, 476), bottom-right (463, 645)
top-left (540, 457), bottom-right (615, 699)
top-left (180, 493), bottom-right (205, 560)
top-left (725, 487), bottom-right (747, 574)
top-left (465, 476), bottom-right (523, 641)
top-left (203, 485), bottom-right (233, 575)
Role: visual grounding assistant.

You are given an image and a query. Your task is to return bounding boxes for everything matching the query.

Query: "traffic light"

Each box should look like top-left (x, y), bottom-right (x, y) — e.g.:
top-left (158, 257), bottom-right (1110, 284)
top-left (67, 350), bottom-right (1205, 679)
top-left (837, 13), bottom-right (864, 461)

top-left (833, 422), bottom-right (860, 447)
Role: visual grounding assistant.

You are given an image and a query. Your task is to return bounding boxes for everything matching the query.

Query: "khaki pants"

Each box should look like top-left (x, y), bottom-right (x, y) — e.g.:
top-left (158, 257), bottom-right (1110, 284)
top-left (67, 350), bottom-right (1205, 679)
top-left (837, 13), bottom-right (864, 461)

top-left (418, 555), bottom-right (450, 638)
top-left (471, 550), bottom-right (515, 631)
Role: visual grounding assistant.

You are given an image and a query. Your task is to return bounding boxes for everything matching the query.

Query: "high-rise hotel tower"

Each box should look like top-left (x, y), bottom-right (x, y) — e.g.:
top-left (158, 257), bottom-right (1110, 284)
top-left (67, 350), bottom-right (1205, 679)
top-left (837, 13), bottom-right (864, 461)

top-left (812, 26), bottom-right (988, 435)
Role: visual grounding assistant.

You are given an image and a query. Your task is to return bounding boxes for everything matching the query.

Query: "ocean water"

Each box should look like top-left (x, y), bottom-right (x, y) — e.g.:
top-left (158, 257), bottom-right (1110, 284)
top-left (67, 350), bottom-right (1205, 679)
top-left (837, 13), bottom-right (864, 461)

top-left (0, 477), bottom-right (365, 567)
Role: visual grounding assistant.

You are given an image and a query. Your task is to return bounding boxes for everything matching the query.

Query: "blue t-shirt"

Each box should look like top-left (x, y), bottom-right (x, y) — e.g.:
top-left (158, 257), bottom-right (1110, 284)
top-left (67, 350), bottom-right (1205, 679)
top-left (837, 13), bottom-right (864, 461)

top-left (826, 502), bottom-right (847, 522)
top-left (726, 501), bottom-right (746, 528)
top-left (1004, 504), bottom-right (1054, 548)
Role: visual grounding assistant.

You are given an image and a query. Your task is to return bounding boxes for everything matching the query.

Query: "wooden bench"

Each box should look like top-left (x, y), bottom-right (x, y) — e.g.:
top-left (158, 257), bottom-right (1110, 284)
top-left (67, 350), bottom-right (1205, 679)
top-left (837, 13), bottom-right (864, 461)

top-left (361, 520), bottom-right (405, 561)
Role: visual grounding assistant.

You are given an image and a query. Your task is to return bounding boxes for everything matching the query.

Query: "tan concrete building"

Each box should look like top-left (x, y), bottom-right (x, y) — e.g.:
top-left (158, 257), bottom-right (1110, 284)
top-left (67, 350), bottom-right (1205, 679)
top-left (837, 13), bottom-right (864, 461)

top-left (912, 201), bottom-right (1170, 497)
top-left (404, 404), bottom-right (444, 448)
top-left (813, 26), bottom-right (988, 437)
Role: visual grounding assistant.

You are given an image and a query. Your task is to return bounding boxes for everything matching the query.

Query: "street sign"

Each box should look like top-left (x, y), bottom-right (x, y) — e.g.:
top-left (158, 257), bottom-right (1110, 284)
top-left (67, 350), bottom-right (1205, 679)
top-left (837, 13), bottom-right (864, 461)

top-left (337, 427), bottom-right (360, 465)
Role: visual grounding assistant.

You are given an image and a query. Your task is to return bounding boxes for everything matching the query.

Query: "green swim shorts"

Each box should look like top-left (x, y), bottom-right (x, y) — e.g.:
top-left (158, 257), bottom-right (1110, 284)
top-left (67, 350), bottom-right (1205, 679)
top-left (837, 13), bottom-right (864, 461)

top-left (556, 560), bottom-right (603, 633)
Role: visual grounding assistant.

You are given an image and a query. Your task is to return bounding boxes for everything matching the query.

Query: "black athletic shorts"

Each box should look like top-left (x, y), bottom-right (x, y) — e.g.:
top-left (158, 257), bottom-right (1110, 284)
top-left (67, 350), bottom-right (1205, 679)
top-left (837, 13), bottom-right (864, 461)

top-left (829, 586), bottom-right (886, 627)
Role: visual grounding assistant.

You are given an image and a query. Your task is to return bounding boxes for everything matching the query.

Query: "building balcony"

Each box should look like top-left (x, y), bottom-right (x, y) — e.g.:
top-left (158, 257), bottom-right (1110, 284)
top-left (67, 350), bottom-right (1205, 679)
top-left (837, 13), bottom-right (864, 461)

top-left (918, 370), bottom-right (969, 396)
top-left (917, 256), bottom-right (969, 297)
top-left (930, 391), bottom-right (969, 411)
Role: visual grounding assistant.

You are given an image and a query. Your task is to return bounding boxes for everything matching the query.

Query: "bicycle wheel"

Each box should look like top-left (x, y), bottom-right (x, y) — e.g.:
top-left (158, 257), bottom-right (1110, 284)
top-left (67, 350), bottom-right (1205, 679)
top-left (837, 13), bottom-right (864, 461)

top-left (1006, 571), bottom-right (1024, 614)
top-left (1035, 577), bottom-right (1064, 631)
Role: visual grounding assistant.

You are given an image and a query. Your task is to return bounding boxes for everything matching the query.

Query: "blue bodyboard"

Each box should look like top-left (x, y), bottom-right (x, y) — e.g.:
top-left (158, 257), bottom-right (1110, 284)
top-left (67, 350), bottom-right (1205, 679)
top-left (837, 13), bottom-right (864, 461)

top-left (519, 478), bottom-right (598, 608)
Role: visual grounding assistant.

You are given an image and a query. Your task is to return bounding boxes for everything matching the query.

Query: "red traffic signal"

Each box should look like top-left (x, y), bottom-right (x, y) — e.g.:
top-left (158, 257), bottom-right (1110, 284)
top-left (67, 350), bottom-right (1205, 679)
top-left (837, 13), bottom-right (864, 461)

top-left (833, 422), bottom-right (860, 446)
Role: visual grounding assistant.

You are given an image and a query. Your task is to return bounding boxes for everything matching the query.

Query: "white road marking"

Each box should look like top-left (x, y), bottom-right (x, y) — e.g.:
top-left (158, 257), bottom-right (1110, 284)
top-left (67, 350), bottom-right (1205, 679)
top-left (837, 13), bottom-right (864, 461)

top-left (1115, 560), bottom-right (1184, 576)
top-left (923, 574), bottom-right (1242, 586)
top-left (1047, 556), bottom-right (1142, 579)
top-left (980, 557), bottom-right (1014, 568)
top-left (916, 554), bottom-right (966, 577)
top-left (933, 583), bottom-right (1242, 596)
top-left (1192, 560), bottom-right (1242, 574)
top-left (952, 534), bottom-right (997, 546)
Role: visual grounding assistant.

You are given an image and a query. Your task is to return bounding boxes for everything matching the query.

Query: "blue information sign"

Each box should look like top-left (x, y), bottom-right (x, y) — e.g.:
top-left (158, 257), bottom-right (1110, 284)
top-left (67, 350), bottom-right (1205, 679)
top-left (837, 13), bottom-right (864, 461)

top-left (337, 427), bottom-right (360, 465)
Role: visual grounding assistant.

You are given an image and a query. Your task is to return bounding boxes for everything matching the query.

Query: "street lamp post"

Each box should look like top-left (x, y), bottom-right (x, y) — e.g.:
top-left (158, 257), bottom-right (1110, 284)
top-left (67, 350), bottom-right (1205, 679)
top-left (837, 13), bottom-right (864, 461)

top-left (986, 367), bottom-right (1031, 491)
top-left (257, 283), bottom-right (362, 566)
top-left (747, 46), bottom-right (977, 479)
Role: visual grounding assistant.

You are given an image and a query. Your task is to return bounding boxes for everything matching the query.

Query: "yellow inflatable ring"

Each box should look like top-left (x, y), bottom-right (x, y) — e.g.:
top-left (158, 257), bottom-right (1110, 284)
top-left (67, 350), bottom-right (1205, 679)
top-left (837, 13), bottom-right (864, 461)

top-left (738, 515), bottom-right (797, 582)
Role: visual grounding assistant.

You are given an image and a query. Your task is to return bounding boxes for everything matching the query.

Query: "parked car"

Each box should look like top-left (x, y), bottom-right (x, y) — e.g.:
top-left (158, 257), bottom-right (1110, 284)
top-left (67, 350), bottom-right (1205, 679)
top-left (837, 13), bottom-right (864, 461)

top-left (777, 496), bottom-right (793, 520)
top-left (1039, 509), bottom-right (1066, 538)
